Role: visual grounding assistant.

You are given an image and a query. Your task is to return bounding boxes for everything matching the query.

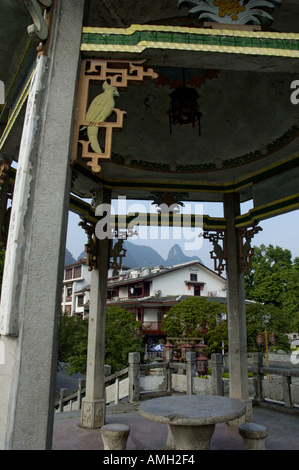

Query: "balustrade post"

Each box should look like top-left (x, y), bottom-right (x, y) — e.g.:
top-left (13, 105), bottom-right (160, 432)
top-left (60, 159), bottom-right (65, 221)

top-left (78, 379), bottom-right (86, 410)
top-left (252, 353), bottom-right (264, 403)
top-left (283, 376), bottom-right (293, 409)
top-left (128, 352), bottom-right (140, 403)
top-left (211, 354), bottom-right (223, 396)
top-left (115, 378), bottom-right (120, 405)
top-left (59, 389), bottom-right (68, 413)
top-left (186, 351), bottom-right (196, 395)
top-left (165, 347), bottom-right (172, 395)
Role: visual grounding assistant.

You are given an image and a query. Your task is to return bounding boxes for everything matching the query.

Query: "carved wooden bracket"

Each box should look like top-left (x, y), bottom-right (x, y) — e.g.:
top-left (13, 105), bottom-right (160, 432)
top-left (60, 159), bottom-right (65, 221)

top-left (203, 230), bottom-right (227, 276)
top-left (79, 218), bottom-right (97, 271)
top-left (109, 227), bottom-right (137, 276)
top-left (71, 59), bottom-right (158, 175)
top-left (0, 160), bottom-right (10, 186)
top-left (238, 222), bottom-right (263, 274)
top-left (16, 0), bottom-right (52, 42)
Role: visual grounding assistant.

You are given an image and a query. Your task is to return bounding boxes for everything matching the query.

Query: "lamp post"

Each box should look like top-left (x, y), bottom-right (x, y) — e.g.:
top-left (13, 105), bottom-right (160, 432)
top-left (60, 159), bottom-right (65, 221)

top-left (256, 329), bottom-right (275, 380)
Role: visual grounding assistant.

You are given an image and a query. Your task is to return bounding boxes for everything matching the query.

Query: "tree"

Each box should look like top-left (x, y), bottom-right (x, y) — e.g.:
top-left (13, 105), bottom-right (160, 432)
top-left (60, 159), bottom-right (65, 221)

top-left (161, 297), bottom-right (227, 355)
top-left (58, 313), bottom-right (89, 375)
top-left (245, 244), bottom-right (293, 308)
top-left (282, 257), bottom-right (299, 331)
top-left (105, 305), bottom-right (144, 373)
top-left (246, 303), bottom-right (290, 353)
top-left (58, 306), bottom-right (144, 375)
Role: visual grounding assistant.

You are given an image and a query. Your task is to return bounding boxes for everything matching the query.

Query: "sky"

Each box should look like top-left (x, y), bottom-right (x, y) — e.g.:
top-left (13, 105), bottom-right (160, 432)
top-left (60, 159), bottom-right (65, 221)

top-left (66, 200), bottom-right (299, 271)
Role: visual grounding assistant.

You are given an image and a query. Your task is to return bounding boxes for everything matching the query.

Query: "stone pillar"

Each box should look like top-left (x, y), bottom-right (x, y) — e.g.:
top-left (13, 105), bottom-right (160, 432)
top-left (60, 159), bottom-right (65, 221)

top-left (128, 352), bottom-right (141, 403)
top-left (211, 353), bottom-right (223, 396)
top-left (81, 188), bottom-right (111, 429)
top-left (224, 192), bottom-right (252, 424)
top-left (252, 352), bottom-right (264, 403)
top-left (0, 0), bottom-right (85, 450)
top-left (186, 351), bottom-right (196, 395)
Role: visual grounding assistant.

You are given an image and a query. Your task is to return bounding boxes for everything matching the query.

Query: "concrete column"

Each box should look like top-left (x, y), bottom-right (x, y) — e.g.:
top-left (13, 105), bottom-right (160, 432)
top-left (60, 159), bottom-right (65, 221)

top-left (72, 281), bottom-right (77, 315)
top-left (0, 0), bottom-right (85, 450)
top-left (81, 188), bottom-right (112, 429)
top-left (224, 192), bottom-right (252, 424)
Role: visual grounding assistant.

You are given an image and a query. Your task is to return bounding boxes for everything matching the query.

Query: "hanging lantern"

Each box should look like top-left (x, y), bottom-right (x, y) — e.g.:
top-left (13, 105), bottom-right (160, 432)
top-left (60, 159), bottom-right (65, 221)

top-left (256, 334), bottom-right (264, 346)
top-left (269, 333), bottom-right (275, 345)
top-left (167, 84), bottom-right (202, 136)
top-left (196, 354), bottom-right (209, 377)
top-left (181, 342), bottom-right (193, 361)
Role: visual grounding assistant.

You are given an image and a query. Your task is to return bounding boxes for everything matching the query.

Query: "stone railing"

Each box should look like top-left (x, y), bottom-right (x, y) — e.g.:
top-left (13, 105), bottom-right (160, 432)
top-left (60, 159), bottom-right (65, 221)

top-left (212, 353), bottom-right (299, 413)
top-left (55, 352), bottom-right (299, 414)
top-left (54, 365), bottom-right (129, 413)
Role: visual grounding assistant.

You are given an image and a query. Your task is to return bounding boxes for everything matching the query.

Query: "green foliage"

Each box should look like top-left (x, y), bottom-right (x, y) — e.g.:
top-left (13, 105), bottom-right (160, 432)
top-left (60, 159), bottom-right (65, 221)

top-left (58, 306), bottom-right (144, 376)
top-left (105, 305), bottom-right (144, 373)
top-left (282, 257), bottom-right (299, 330)
top-left (245, 244), bottom-right (293, 307)
top-left (58, 313), bottom-right (89, 375)
top-left (245, 245), bottom-right (299, 340)
top-left (246, 302), bottom-right (291, 353)
top-left (161, 297), bottom-right (227, 355)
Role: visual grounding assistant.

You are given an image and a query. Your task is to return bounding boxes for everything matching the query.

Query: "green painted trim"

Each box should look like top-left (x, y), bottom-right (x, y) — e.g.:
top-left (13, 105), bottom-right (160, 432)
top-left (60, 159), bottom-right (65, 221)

top-left (0, 40), bottom-right (33, 119)
top-left (82, 29), bottom-right (299, 54)
top-left (0, 72), bottom-right (33, 151)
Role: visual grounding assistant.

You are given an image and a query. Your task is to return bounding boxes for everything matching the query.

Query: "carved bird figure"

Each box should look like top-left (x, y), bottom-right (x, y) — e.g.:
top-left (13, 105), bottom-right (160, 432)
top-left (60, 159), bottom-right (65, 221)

top-left (242, 238), bottom-right (252, 267)
top-left (212, 240), bottom-right (224, 270)
top-left (85, 81), bottom-right (119, 153)
top-left (112, 239), bottom-right (124, 266)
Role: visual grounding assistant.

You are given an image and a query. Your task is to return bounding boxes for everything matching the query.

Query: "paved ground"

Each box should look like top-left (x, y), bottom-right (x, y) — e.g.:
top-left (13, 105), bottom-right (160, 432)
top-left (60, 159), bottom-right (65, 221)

top-left (52, 401), bottom-right (299, 451)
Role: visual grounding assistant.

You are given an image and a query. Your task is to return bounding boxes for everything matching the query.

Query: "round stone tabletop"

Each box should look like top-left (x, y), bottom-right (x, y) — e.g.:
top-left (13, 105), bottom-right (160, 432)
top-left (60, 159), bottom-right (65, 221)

top-left (138, 395), bottom-right (246, 427)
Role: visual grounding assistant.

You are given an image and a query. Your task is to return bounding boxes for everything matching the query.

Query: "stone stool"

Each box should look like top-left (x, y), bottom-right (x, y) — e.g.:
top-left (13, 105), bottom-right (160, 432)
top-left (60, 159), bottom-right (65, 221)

top-left (101, 423), bottom-right (130, 450)
top-left (239, 423), bottom-right (268, 450)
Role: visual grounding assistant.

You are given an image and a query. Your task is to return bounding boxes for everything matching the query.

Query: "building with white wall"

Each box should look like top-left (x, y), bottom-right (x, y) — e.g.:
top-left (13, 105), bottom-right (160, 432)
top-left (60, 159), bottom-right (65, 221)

top-left (61, 258), bottom-right (91, 319)
top-left (107, 260), bottom-right (227, 341)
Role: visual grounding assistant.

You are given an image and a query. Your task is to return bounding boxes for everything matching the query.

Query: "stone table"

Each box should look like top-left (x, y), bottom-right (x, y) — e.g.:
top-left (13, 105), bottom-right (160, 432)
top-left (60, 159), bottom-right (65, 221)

top-left (138, 395), bottom-right (246, 450)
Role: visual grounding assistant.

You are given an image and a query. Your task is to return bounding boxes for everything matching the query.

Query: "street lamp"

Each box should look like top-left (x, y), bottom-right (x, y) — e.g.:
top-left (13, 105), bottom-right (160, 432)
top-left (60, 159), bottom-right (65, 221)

top-left (256, 329), bottom-right (275, 380)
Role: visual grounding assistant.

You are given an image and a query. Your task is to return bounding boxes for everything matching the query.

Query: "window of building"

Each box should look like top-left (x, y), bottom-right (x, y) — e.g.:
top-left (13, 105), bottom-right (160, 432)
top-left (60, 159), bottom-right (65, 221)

top-left (66, 285), bottom-right (72, 301)
top-left (65, 268), bottom-right (73, 280)
top-left (65, 305), bottom-right (72, 315)
top-left (78, 295), bottom-right (84, 306)
top-left (190, 273), bottom-right (197, 282)
top-left (73, 266), bottom-right (82, 279)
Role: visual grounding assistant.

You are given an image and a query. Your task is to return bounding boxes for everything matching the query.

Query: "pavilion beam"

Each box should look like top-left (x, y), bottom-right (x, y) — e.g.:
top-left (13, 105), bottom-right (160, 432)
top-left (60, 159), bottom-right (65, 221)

top-left (81, 187), bottom-right (111, 429)
top-left (224, 192), bottom-right (253, 425)
top-left (0, 0), bottom-right (85, 450)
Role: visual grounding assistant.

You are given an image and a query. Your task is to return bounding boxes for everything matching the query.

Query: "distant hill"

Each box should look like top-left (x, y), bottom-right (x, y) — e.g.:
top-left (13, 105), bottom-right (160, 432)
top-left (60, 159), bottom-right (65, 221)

top-left (74, 241), bottom-right (203, 268)
top-left (65, 248), bottom-right (76, 266)
top-left (165, 244), bottom-right (202, 266)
